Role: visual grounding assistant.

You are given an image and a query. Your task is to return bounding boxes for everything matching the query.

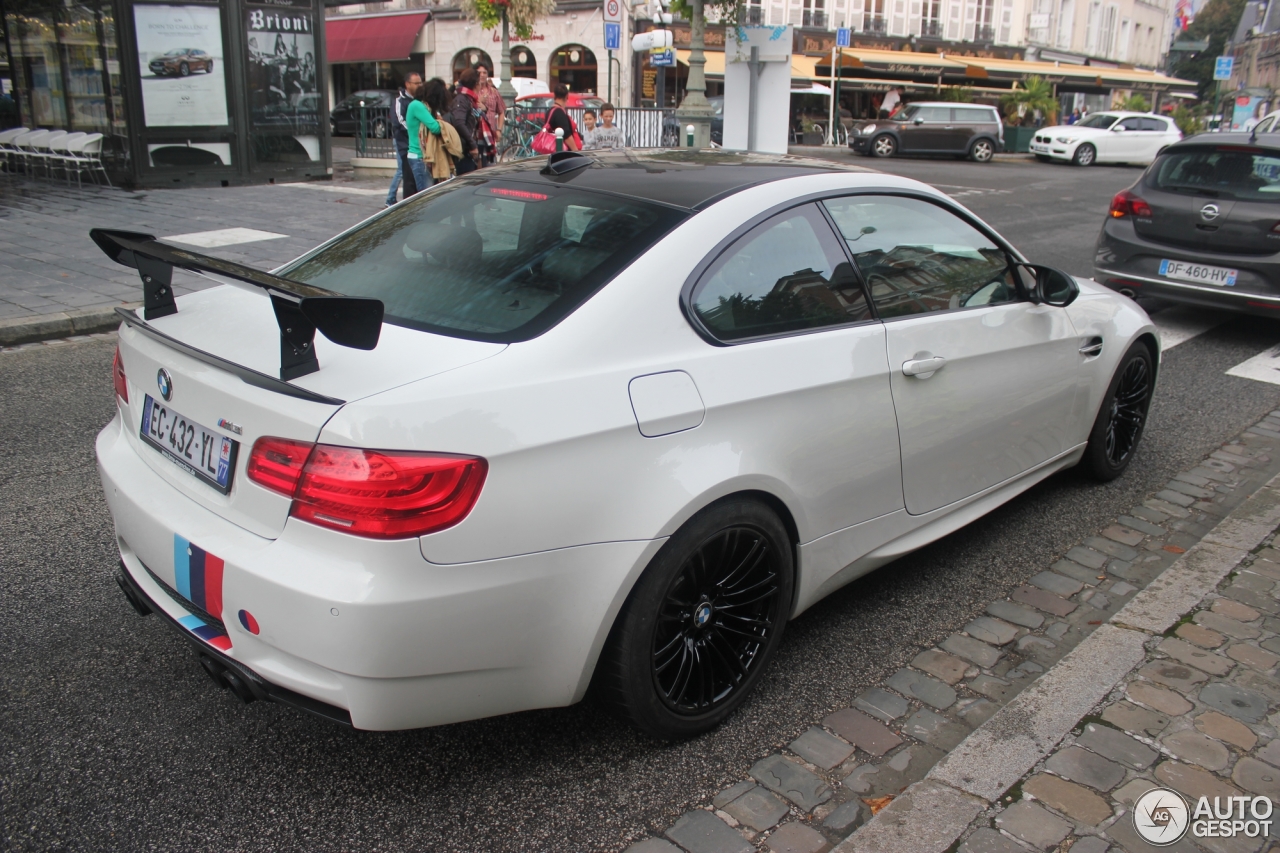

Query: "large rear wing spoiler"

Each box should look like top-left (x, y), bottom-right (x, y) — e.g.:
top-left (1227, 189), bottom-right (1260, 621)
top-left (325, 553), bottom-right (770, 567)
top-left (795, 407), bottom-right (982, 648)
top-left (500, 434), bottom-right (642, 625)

top-left (90, 228), bottom-right (383, 381)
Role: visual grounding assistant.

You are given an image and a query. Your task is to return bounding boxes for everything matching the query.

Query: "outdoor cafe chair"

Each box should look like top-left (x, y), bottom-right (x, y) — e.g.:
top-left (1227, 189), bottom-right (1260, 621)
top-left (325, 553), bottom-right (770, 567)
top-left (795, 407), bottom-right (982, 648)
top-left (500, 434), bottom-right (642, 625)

top-left (0, 127), bottom-right (29, 174)
top-left (66, 133), bottom-right (110, 188)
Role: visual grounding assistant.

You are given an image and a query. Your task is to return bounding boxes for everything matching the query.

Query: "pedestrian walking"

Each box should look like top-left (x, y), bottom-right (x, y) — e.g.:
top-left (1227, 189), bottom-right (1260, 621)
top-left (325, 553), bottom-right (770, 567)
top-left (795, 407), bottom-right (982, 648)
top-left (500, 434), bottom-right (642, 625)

top-left (448, 67), bottom-right (485, 174)
top-left (406, 82), bottom-right (443, 192)
top-left (545, 84), bottom-right (581, 151)
top-left (589, 104), bottom-right (625, 150)
top-left (475, 63), bottom-right (506, 165)
top-left (387, 73), bottom-right (422, 206)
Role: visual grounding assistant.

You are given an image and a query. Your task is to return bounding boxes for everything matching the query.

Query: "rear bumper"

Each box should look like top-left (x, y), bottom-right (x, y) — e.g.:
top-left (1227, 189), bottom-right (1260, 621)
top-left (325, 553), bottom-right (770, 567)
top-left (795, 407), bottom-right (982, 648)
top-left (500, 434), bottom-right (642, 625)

top-left (1095, 218), bottom-right (1280, 315)
top-left (97, 409), bottom-right (662, 730)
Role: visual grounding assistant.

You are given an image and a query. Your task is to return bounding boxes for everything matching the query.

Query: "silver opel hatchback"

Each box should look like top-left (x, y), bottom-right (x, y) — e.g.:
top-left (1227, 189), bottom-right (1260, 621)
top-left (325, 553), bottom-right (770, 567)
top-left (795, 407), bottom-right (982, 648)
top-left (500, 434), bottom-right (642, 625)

top-left (1094, 131), bottom-right (1280, 315)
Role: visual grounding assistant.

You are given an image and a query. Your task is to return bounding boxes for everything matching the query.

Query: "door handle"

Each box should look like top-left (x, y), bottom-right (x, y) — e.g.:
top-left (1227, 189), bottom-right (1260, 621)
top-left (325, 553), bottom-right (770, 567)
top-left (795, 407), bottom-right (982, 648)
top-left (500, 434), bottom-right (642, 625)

top-left (1079, 337), bottom-right (1104, 357)
top-left (902, 356), bottom-right (947, 377)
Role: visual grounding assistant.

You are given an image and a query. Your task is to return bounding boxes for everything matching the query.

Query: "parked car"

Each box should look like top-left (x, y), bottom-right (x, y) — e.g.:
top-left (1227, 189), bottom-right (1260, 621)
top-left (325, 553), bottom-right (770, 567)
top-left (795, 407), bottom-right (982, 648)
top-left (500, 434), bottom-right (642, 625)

top-left (1030, 111), bottom-right (1182, 166)
top-left (661, 95), bottom-right (724, 146)
top-left (1250, 109), bottom-right (1280, 134)
top-left (850, 102), bottom-right (1004, 162)
top-left (148, 48), bottom-right (214, 78)
top-left (513, 92), bottom-right (606, 127)
top-left (97, 150), bottom-right (1156, 738)
top-left (329, 89), bottom-right (396, 137)
top-left (1095, 132), bottom-right (1280, 315)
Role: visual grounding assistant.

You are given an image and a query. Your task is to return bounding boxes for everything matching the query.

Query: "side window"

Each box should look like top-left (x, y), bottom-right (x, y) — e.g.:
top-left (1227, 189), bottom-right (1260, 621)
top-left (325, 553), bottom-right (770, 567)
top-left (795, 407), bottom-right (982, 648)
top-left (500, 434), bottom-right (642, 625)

top-left (822, 195), bottom-right (1017, 320)
top-left (689, 204), bottom-right (872, 342)
top-left (1140, 118), bottom-right (1168, 132)
top-left (1118, 117), bottom-right (1145, 131)
top-left (916, 107), bottom-right (951, 122)
top-left (954, 107), bottom-right (995, 123)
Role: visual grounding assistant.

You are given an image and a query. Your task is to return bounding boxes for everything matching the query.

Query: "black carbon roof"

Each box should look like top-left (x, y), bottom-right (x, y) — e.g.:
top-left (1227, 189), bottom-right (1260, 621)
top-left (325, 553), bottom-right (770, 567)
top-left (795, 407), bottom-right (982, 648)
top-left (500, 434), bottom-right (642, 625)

top-left (480, 149), bottom-right (877, 210)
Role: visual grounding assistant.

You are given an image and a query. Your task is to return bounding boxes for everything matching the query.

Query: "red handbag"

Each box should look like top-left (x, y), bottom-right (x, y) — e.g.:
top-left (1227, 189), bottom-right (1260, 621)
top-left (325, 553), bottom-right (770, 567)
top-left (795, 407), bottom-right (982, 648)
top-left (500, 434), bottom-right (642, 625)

top-left (532, 107), bottom-right (580, 153)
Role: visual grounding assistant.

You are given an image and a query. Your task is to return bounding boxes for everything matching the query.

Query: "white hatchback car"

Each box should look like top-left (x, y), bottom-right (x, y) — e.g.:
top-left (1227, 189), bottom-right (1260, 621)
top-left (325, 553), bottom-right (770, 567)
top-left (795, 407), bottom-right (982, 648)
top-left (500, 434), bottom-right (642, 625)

top-left (96, 151), bottom-right (1159, 738)
top-left (1030, 111), bottom-right (1182, 166)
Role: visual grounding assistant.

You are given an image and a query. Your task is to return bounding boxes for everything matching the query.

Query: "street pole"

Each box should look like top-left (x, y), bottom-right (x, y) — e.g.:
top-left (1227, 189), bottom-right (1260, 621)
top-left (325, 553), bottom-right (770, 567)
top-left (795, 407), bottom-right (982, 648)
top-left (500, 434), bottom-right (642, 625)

top-left (498, 6), bottom-right (516, 103)
top-left (827, 44), bottom-right (836, 145)
top-left (673, 0), bottom-right (713, 147)
top-left (608, 49), bottom-right (613, 103)
top-left (833, 42), bottom-right (843, 144)
top-left (747, 46), bottom-right (760, 151)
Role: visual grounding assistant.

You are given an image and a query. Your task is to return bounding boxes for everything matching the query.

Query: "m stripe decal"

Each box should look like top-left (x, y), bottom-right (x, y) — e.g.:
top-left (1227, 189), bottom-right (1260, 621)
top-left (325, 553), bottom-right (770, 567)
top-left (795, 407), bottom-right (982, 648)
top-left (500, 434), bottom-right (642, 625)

top-left (176, 613), bottom-right (232, 651)
top-left (173, 535), bottom-right (225, 619)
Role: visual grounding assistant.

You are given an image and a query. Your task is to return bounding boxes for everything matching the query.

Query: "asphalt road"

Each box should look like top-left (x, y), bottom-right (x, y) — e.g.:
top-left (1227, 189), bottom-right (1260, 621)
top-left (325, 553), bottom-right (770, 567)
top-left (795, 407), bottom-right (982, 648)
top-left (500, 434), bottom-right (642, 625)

top-left (4, 158), bottom-right (1280, 853)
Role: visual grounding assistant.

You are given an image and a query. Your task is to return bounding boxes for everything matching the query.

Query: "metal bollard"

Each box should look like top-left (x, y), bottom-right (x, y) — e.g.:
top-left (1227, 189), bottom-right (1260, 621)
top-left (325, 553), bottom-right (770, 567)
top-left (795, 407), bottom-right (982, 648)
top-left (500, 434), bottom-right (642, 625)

top-left (555, 128), bottom-right (565, 153)
top-left (686, 124), bottom-right (694, 148)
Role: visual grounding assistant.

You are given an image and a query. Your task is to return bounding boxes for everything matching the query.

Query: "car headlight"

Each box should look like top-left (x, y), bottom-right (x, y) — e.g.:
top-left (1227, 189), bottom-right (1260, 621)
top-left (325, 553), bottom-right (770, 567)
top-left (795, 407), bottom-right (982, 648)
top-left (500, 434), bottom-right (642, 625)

top-left (861, 124), bottom-right (876, 135)
top-left (1056, 137), bottom-right (1074, 144)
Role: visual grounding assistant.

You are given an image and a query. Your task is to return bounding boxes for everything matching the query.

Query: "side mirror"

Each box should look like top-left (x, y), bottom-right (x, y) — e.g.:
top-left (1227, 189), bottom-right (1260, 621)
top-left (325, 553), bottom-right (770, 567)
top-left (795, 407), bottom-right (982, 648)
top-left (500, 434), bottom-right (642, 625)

top-left (913, 117), bottom-right (925, 125)
top-left (1111, 124), bottom-right (1126, 132)
top-left (1022, 264), bottom-right (1079, 307)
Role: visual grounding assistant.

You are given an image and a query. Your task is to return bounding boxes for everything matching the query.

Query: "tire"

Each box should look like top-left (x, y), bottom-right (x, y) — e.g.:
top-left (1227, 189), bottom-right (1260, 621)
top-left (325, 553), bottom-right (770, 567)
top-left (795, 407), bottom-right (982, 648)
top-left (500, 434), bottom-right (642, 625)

top-left (870, 134), bottom-right (896, 158)
top-left (1072, 143), bottom-right (1096, 167)
top-left (1035, 154), bottom-right (1052, 163)
top-left (1081, 342), bottom-right (1154, 481)
top-left (179, 62), bottom-right (190, 77)
top-left (595, 498), bottom-right (795, 739)
top-left (969, 138), bottom-right (995, 163)
top-left (205, 60), bottom-right (214, 74)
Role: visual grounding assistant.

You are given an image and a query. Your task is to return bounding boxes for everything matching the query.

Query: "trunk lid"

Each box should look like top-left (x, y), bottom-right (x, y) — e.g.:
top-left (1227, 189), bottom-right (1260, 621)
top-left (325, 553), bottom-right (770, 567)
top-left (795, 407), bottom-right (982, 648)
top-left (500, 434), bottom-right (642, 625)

top-left (116, 285), bottom-right (505, 539)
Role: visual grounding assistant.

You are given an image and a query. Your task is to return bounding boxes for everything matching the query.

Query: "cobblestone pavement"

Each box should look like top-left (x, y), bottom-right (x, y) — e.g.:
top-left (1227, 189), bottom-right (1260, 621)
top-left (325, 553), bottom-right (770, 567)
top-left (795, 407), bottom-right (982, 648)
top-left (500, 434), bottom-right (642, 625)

top-left (622, 419), bottom-right (1280, 853)
top-left (0, 171), bottom-right (385, 322)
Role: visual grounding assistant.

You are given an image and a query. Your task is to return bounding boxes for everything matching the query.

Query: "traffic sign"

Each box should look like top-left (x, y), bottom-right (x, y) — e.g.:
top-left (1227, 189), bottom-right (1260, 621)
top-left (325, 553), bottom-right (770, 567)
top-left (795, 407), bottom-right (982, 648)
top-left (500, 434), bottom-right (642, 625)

top-left (604, 0), bottom-right (623, 22)
top-left (1214, 55), bottom-right (1234, 80)
top-left (604, 21), bottom-right (621, 50)
top-left (650, 47), bottom-right (675, 67)
top-left (836, 27), bottom-right (851, 47)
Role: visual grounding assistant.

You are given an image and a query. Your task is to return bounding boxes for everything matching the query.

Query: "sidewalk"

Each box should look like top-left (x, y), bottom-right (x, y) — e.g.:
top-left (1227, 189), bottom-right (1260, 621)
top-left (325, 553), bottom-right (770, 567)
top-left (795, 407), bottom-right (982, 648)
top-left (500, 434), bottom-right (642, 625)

top-left (621, 417), bottom-right (1280, 853)
top-left (0, 164), bottom-right (387, 345)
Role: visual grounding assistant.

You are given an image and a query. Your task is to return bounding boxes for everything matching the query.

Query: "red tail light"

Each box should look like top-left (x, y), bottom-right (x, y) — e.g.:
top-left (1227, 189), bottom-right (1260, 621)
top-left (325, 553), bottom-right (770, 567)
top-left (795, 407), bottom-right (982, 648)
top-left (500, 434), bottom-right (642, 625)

top-left (248, 438), bottom-right (486, 539)
top-left (112, 346), bottom-right (128, 403)
top-left (1270, 222), bottom-right (1280, 234)
top-left (1109, 189), bottom-right (1152, 219)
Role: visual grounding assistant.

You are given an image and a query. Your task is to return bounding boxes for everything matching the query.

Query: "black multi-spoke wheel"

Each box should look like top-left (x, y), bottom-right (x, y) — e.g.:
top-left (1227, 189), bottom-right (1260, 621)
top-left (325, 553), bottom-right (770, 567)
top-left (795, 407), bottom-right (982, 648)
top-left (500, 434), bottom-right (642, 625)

top-left (1082, 342), bottom-right (1154, 480)
top-left (596, 499), bottom-right (794, 739)
top-left (652, 526), bottom-right (783, 714)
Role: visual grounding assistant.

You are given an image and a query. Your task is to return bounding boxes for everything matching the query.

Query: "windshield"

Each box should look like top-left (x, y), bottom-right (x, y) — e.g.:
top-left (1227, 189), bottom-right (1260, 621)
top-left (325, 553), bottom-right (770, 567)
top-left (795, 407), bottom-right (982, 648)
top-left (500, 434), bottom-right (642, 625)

top-left (1148, 147), bottom-right (1280, 202)
top-left (280, 178), bottom-right (685, 342)
top-left (164, 49), bottom-right (189, 56)
top-left (1077, 113), bottom-right (1118, 129)
top-left (898, 105), bottom-right (921, 121)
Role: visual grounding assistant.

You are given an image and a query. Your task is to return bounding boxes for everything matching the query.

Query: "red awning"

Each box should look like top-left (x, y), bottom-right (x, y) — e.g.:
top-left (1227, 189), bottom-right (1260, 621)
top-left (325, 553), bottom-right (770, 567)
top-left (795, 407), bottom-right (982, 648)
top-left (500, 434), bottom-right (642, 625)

top-left (326, 12), bottom-right (429, 64)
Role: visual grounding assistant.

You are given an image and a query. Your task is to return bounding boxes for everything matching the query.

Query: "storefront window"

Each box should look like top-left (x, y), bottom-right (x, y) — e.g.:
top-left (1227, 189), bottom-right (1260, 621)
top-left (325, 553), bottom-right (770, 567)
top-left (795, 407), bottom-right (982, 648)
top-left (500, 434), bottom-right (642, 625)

top-left (5, 1), bottom-right (128, 160)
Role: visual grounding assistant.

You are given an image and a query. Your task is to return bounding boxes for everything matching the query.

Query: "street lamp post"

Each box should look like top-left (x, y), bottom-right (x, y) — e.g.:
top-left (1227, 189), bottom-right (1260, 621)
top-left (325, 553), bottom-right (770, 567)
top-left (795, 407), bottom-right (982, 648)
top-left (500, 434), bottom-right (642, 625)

top-left (497, 3), bottom-right (517, 102)
top-left (674, 0), bottom-right (714, 147)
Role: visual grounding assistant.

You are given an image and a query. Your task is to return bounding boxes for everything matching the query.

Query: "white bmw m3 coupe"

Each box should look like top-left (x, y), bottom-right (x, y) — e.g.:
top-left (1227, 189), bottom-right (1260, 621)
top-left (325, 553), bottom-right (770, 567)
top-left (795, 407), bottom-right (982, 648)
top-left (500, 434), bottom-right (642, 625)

top-left (96, 150), bottom-right (1158, 738)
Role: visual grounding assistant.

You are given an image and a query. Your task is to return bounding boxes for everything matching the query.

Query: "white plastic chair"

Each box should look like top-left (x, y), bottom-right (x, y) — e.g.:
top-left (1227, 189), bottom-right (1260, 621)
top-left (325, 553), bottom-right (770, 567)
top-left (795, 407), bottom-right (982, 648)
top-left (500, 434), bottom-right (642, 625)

top-left (30, 130), bottom-right (67, 178)
top-left (50, 132), bottom-right (86, 182)
top-left (0, 127), bottom-right (28, 173)
top-left (13, 129), bottom-right (50, 175)
top-left (67, 133), bottom-right (110, 188)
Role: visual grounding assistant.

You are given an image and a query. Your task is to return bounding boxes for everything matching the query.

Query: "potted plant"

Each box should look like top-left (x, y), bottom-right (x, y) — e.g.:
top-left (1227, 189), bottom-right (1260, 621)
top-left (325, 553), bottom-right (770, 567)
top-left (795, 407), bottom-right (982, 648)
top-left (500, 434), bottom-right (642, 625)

top-left (999, 76), bottom-right (1057, 152)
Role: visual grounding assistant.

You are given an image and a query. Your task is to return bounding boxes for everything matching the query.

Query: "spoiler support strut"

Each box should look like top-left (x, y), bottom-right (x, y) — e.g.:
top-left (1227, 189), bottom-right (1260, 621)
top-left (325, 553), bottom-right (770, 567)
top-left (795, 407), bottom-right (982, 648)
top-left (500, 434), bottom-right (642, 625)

top-left (89, 228), bottom-right (382, 381)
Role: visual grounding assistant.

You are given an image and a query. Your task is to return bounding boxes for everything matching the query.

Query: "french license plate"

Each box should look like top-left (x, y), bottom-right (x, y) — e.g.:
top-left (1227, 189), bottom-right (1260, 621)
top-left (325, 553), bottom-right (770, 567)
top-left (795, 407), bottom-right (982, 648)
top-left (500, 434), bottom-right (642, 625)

top-left (139, 395), bottom-right (239, 493)
top-left (1030, 143), bottom-right (1048, 152)
top-left (1159, 258), bottom-right (1238, 287)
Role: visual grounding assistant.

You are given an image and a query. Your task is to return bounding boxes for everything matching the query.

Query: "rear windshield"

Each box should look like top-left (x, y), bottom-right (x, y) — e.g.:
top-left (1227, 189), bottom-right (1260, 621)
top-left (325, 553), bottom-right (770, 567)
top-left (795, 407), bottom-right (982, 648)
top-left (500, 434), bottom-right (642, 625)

top-left (1148, 147), bottom-right (1280, 202)
top-left (279, 177), bottom-right (685, 342)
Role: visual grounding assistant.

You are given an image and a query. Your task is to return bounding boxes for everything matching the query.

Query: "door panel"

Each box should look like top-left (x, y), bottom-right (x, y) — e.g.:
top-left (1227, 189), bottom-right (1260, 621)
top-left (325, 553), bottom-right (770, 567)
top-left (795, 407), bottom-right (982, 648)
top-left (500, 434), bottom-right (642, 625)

top-left (900, 106), bottom-right (953, 152)
top-left (823, 193), bottom-right (1081, 515)
top-left (884, 304), bottom-right (1082, 514)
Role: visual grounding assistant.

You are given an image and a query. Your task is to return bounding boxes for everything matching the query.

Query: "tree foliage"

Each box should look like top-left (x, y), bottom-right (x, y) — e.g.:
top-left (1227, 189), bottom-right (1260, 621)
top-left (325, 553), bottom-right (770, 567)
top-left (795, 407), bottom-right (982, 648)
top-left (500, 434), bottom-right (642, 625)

top-left (1171, 0), bottom-right (1249, 98)
top-left (940, 86), bottom-right (975, 102)
top-left (1118, 93), bottom-right (1151, 110)
top-left (458, 0), bottom-right (557, 41)
top-left (1171, 103), bottom-right (1205, 134)
top-left (998, 76), bottom-right (1058, 125)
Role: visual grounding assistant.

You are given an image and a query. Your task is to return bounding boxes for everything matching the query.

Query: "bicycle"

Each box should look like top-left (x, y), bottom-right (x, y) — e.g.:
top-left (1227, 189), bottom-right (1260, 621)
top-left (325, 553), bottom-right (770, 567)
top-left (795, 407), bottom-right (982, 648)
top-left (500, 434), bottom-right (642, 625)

top-left (498, 110), bottom-right (545, 162)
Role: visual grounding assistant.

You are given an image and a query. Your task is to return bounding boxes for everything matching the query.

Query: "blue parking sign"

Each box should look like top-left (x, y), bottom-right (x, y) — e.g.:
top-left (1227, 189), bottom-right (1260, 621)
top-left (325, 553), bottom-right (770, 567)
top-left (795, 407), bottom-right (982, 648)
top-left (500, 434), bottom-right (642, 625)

top-left (651, 48), bottom-right (675, 67)
top-left (1214, 55), bottom-right (1234, 80)
top-left (836, 27), bottom-right (851, 47)
top-left (604, 22), bottom-right (621, 51)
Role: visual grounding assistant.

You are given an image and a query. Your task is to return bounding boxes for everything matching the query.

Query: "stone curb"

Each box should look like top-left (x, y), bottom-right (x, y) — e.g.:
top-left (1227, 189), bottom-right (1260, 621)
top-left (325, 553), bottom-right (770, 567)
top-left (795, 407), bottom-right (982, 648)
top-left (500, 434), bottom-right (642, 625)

top-left (831, 472), bottom-right (1280, 853)
top-left (0, 305), bottom-right (131, 347)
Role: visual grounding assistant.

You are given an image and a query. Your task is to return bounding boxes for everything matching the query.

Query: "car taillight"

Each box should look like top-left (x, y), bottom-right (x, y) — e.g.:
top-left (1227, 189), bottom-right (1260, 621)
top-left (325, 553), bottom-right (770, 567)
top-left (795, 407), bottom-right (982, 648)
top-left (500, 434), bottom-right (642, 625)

top-left (112, 346), bottom-right (128, 403)
top-left (1109, 189), bottom-right (1152, 218)
top-left (247, 438), bottom-right (486, 539)
top-left (247, 436), bottom-right (312, 496)
top-left (1271, 222), bottom-right (1280, 234)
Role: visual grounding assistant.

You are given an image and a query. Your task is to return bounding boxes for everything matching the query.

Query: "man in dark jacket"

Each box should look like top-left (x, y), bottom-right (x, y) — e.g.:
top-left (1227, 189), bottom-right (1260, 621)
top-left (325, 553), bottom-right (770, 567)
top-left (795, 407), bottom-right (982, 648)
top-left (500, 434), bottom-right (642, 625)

top-left (387, 73), bottom-right (422, 204)
top-left (447, 67), bottom-right (483, 175)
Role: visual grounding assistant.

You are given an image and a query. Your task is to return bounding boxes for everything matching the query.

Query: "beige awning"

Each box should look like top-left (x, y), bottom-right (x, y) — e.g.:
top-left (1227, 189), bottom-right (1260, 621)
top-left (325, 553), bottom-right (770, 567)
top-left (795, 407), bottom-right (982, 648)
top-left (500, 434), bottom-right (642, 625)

top-left (675, 50), bottom-right (726, 75)
top-left (674, 51), bottom-right (823, 80)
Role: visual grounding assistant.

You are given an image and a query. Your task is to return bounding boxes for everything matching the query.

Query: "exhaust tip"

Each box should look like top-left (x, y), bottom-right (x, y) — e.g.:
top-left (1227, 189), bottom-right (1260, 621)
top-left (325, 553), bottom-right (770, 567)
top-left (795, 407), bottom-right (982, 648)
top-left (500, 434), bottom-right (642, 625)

top-left (198, 654), bottom-right (258, 704)
top-left (1118, 288), bottom-right (1137, 299)
top-left (116, 570), bottom-right (152, 616)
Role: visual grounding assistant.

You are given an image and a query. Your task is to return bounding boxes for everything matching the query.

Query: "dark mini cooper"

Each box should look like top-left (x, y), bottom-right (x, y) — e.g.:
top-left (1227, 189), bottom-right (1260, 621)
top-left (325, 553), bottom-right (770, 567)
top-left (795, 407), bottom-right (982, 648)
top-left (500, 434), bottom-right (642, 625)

top-left (850, 102), bottom-right (1004, 163)
top-left (1094, 132), bottom-right (1280, 315)
top-left (149, 48), bottom-right (214, 77)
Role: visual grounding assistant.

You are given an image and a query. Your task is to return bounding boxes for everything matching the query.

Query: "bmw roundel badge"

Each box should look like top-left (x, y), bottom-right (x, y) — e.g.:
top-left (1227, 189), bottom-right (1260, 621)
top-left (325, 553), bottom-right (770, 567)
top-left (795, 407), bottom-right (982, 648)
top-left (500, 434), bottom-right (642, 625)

top-left (157, 368), bottom-right (173, 401)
